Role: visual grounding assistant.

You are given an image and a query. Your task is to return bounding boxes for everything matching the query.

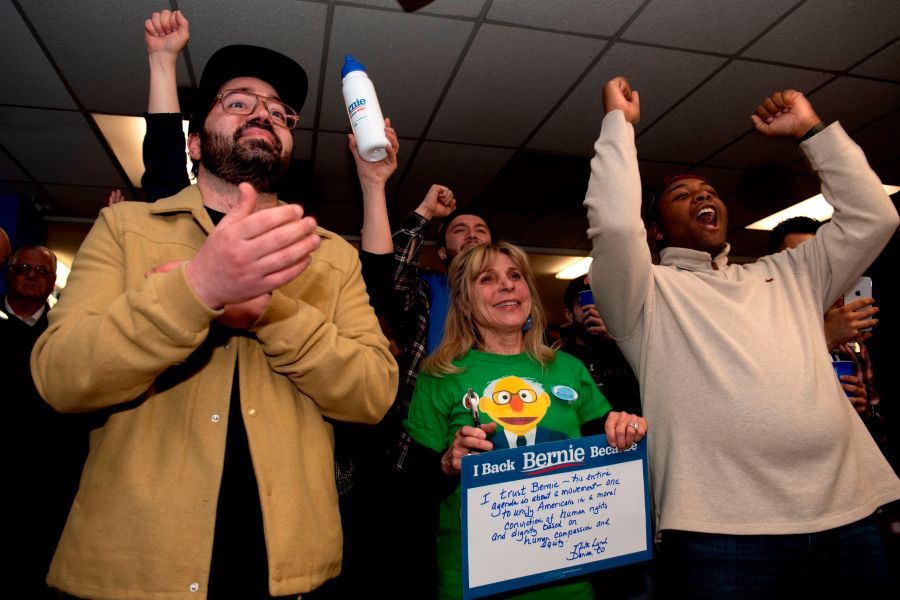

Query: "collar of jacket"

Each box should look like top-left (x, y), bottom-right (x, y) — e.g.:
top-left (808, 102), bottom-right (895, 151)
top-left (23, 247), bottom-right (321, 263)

top-left (150, 185), bottom-right (216, 234)
top-left (148, 185), bottom-right (333, 241)
top-left (659, 243), bottom-right (730, 272)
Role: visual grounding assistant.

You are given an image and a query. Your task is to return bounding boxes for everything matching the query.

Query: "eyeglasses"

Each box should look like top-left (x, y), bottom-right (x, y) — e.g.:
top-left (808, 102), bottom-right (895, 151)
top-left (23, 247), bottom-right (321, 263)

top-left (492, 389), bottom-right (537, 404)
top-left (214, 90), bottom-right (300, 130)
top-left (9, 263), bottom-right (53, 276)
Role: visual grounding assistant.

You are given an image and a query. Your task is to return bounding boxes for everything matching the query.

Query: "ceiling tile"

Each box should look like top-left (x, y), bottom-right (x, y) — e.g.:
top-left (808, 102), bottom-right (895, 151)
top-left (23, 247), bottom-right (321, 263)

top-left (743, 0), bottom-right (900, 71)
top-left (395, 141), bottom-right (513, 207)
top-left (0, 182), bottom-right (46, 202)
top-left (388, 203), bottom-right (425, 229)
top-left (482, 209), bottom-right (539, 245)
top-left (315, 200), bottom-right (363, 238)
top-left (44, 184), bottom-right (115, 219)
top-left (529, 42), bottom-right (725, 154)
top-left (0, 1), bottom-right (76, 110)
top-left (319, 5), bottom-right (475, 136)
top-left (765, 81), bottom-right (900, 178)
top-left (635, 60), bottom-right (831, 163)
top-left (636, 159), bottom-right (691, 195)
top-left (182, 0), bottom-right (328, 122)
top-left (350, 0), bottom-right (488, 18)
top-left (515, 215), bottom-right (591, 249)
top-left (293, 131), bottom-right (314, 161)
top-left (487, 0), bottom-right (642, 36)
top-left (851, 40), bottom-right (900, 81)
top-left (0, 150), bottom-right (29, 181)
top-left (691, 164), bottom-right (763, 201)
top-left (312, 130), bottom-right (411, 210)
top-left (852, 111), bottom-right (900, 173)
top-left (0, 107), bottom-right (126, 188)
top-left (706, 132), bottom-right (811, 170)
top-left (477, 151), bottom-right (589, 214)
top-left (807, 77), bottom-right (900, 133)
top-left (623, 0), bottom-right (796, 54)
top-left (313, 131), bottom-right (369, 206)
top-left (19, 1), bottom-right (186, 114)
top-left (1, 0), bottom-right (897, 258)
top-left (429, 23), bottom-right (606, 145)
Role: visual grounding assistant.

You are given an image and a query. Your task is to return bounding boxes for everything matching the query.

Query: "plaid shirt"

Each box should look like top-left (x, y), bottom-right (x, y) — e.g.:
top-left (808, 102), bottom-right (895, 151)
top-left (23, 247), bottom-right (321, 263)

top-left (360, 211), bottom-right (437, 470)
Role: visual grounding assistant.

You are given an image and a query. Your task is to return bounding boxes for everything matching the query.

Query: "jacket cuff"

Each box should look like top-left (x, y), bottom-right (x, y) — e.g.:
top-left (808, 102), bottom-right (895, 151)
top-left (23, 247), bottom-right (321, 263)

top-left (148, 263), bottom-right (221, 334)
top-left (403, 210), bottom-right (430, 233)
top-left (800, 121), bottom-right (849, 168)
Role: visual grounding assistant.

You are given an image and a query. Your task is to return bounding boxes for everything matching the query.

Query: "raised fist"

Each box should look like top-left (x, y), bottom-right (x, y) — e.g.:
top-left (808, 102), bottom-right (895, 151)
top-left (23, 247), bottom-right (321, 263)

top-left (603, 77), bottom-right (640, 124)
top-left (751, 89), bottom-right (821, 139)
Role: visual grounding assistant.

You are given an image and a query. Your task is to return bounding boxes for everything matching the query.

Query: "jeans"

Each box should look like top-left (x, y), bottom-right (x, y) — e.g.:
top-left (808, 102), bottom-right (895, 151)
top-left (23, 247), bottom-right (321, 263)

top-left (657, 514), bottom-right (890, 599)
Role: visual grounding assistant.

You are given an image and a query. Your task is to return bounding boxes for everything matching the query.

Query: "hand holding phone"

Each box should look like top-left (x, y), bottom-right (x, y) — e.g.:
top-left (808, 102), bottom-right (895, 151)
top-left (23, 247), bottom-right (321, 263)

top-left (826, 280), bottom-right (878, 349)
top-left (844, 277), bottom-right (874, 333)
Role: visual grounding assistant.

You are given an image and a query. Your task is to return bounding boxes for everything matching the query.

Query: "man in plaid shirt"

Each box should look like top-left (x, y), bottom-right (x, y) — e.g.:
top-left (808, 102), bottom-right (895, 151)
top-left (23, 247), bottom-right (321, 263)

top-left (349, 121), bottom-right (494, 471)
top-left (347, 121), bottom-right (493, 598)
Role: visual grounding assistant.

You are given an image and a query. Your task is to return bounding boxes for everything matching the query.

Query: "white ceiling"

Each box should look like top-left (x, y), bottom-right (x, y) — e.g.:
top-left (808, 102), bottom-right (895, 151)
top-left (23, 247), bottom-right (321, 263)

top-left (2, 0), bottom-right (899, 258)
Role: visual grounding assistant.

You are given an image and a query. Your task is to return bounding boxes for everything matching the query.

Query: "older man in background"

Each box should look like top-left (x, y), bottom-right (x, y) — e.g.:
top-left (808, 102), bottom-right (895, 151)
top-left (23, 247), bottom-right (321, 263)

top-left (2, 245), bottom-right (93, 599)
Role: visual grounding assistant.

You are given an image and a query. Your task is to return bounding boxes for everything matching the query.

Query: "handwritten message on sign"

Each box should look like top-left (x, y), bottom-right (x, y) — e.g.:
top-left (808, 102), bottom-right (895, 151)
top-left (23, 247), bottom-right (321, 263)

top-left (461, 435), bottom-right (650, 599)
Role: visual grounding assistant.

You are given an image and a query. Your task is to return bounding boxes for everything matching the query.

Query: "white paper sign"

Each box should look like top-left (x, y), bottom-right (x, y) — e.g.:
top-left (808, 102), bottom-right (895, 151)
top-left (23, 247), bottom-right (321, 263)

top-left (461, 435), bottom-right (651, 598)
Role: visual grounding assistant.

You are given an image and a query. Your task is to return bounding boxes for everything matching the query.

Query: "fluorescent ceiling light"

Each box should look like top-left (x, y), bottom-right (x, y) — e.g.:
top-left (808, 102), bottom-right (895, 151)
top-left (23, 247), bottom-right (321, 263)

top-left (745, 184), bottom-right (899, 231)
top-left (94, 114), bottom-right (191, 189)
top-left (555, 256), bottom-right (592, 280)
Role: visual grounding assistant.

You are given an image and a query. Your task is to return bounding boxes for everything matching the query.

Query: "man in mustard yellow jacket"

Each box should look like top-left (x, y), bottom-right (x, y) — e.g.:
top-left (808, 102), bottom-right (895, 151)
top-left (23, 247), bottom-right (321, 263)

top-left (31, 44), bottom-right (397, 600)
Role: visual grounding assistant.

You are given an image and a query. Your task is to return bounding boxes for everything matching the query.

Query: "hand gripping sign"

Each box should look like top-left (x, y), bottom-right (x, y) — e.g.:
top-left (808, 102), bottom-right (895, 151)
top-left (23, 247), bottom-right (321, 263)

top-left (461, 435), bottom-right (651, 599)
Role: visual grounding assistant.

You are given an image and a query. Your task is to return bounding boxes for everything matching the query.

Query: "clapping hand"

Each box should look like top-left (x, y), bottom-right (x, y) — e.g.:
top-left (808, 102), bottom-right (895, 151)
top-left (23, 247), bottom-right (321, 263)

top-left (185, 183), bottom-right (320, 310)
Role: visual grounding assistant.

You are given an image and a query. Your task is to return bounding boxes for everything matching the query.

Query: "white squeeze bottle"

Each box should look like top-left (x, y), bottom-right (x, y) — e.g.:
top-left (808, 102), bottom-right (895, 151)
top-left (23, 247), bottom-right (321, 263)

top-left (341, 55), bottom-right (389, 162)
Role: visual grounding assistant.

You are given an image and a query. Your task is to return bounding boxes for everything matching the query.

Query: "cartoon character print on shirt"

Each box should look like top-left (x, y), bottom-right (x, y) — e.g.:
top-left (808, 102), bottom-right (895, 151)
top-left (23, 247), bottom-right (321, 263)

top-left (473, 375), bottom-right (569, 449)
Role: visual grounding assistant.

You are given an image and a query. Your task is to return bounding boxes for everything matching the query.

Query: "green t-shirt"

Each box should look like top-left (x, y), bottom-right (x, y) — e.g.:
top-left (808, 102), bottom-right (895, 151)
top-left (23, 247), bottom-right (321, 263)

top-left (405, 349), bottom-right (610, 600)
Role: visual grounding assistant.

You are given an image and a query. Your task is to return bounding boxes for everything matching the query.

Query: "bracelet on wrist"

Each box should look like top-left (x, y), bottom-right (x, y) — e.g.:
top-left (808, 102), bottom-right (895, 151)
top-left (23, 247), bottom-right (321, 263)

top-left (799, 122), bottom-right (826, 142)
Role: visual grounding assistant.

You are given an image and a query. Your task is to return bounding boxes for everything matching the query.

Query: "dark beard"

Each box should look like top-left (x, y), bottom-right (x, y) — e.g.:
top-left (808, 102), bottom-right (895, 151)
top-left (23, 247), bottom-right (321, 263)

top-left (200, 121), bottom-right (291, 192)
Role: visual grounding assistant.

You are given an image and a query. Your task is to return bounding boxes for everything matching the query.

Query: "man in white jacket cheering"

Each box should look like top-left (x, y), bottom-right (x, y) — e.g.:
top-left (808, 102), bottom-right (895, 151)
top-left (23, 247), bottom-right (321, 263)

top-left (584, 76), bottom-right (899, 597)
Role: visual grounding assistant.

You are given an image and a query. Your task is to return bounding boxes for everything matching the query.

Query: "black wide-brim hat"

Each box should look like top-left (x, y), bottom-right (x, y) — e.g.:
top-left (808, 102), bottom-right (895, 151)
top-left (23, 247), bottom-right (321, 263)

top-left (188, 44), bottom-right (309, 133)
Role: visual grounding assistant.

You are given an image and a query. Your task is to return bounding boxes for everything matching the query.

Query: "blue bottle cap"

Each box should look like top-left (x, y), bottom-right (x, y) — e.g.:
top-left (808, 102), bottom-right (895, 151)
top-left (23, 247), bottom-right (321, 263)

top-left (341, 54), bottom-right (367, 78)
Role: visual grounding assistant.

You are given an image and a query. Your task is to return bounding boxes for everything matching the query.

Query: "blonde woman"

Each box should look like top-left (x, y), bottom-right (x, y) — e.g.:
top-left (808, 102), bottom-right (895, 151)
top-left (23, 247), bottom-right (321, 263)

top-left (405, 242), bottom-right (646, 599)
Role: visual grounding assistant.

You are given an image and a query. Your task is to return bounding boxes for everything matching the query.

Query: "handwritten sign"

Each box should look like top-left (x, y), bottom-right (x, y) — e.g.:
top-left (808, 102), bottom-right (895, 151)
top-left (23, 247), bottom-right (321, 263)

top-left (461, 435), bottom-right (650, 599)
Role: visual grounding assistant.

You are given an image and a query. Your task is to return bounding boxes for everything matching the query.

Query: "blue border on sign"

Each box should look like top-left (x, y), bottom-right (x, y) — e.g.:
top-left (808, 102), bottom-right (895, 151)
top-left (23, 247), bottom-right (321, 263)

top-left (460, 434), bottom-right (651, 599)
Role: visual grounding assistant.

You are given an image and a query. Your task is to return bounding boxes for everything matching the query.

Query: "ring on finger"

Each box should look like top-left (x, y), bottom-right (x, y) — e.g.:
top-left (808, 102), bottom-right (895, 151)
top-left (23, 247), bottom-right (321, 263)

top-left (629, 422), bottom-right (639, 431)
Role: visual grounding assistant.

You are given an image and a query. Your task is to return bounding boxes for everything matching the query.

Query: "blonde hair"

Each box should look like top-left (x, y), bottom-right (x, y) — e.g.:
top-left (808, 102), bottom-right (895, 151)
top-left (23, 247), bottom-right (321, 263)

top-left (423, 241), bottom-right (554, 376)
